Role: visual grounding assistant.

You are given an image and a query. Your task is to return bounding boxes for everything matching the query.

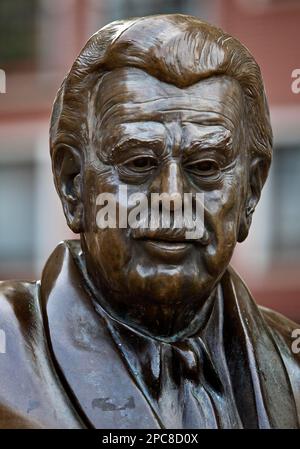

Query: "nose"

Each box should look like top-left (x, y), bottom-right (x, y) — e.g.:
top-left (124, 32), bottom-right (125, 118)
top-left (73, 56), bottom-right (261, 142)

top-left (156, 160), bottom-right (184, 212)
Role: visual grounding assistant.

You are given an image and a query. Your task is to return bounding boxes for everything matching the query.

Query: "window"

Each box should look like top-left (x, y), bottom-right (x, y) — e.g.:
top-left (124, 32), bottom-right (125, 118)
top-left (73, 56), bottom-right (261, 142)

top-left (0, 0), bottom-right (38, 70)
top-left (272, 145), bottom-right (300, 261)
top-left (86, 0), bottom-right (208, 33)
top-left (0, 161), bottom-right (35, 277)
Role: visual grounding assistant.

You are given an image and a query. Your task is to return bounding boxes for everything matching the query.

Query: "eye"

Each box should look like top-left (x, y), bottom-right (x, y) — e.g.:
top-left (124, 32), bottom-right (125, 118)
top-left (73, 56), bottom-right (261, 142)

top-left (122, 156), bottom-right (157, 173)
top-left (184, 159), bottom-right (220, 178)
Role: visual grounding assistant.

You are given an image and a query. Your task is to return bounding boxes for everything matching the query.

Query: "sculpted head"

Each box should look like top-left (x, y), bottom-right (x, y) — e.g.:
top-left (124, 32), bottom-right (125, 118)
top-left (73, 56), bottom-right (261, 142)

top-left (50, 15), bottom-right (272, 339)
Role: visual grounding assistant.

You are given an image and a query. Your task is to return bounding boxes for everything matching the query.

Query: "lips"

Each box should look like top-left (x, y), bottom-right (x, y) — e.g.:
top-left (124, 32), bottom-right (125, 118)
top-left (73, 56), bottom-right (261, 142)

top-left (131, 227), bottom-right (209, 262)
top-left (131, 227), bottom-right (210, 245)
top-left (144, 239), bottom-right (190, 250)
top-left (138, 237), bottom-right (192, 262)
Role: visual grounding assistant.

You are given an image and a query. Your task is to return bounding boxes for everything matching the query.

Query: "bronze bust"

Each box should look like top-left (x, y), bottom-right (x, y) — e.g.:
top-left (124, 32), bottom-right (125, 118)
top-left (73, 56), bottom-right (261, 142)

top-left (0, 14), bottom-right (299, 429)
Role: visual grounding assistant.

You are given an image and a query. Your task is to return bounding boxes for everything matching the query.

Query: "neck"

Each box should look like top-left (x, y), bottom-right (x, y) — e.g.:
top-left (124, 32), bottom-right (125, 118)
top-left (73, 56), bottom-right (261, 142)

top-left (98, 287), bottom-right (216, 343)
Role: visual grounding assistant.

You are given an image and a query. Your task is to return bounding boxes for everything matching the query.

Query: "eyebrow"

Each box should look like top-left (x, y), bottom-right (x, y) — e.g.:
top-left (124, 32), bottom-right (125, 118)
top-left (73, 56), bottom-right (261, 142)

top-left (110, 136), bottom-right (165, 156)
top-left (183, 129), bottom-right (233, 156)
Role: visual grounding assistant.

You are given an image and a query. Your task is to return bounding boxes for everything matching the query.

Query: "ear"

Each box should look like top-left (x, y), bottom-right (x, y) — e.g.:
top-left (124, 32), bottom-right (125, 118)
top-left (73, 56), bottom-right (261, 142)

top-left (52, 145), bottom-right (84, 233)
top-left (237, 157), bottom-right (268, 242)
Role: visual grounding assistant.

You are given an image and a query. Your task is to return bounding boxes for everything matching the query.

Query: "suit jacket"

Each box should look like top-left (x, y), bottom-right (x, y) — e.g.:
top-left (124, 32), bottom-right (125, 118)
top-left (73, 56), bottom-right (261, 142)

top-left (0, 240), bottom-right (299, 428)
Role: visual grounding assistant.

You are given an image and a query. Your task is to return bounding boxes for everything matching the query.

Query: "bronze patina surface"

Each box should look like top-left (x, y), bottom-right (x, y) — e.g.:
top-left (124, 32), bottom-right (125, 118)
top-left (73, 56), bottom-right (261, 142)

top-left (0, 14), bottom-right (299, 428)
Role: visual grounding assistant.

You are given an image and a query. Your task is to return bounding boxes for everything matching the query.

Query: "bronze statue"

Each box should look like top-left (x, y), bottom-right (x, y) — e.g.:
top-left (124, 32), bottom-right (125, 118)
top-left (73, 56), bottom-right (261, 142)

top-left (0, 14), bottom-right (299, 429)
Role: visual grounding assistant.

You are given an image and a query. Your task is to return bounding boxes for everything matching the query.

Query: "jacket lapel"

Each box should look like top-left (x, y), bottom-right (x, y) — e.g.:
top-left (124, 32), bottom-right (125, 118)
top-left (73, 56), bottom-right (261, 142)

top-left (40, 241), bottom-right (160, 429)
top-left (223, 267), bottom-right (298, 428)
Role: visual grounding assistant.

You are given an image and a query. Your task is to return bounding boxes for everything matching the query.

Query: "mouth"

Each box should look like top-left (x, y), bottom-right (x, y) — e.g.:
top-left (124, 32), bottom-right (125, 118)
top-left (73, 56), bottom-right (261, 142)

top-left (139, 237), bottom-right (193, 262)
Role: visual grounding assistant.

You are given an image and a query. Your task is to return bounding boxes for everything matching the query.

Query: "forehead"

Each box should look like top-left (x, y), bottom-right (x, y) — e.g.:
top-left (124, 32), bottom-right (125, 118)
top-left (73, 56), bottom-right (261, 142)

top-left (96, 67), bottom-right (244, 133)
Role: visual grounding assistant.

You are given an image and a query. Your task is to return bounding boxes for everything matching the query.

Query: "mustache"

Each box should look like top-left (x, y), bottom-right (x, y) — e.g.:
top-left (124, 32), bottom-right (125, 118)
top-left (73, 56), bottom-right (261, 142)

top-left (131, 226), bottom-right (210, 245)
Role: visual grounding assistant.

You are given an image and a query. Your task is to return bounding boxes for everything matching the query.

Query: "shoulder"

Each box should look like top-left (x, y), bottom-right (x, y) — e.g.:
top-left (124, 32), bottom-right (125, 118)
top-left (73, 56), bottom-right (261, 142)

top-left (260, 305), bottom-right (300, 348)
top-left (0, 278), bottom-right (40, 358)
top-left (0, 279), bottom-right (40, 344)
top-left (228, 266), bottom-right (300, 357)
top-left (0, 279), bottom-right (40, 350)
top-left (0, 277), bottom-right (83, 428)
top-left (0, 279), bottom-right (38, 317)
top-left (0, 279), bottom-right (76, 428)
top-left (259, 306), bottom-right (300, 382)
top-left (0, 280), bottom-right (41, 427)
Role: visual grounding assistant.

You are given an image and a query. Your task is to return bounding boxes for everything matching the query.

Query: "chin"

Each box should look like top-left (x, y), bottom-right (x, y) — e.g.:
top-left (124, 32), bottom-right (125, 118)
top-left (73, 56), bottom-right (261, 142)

top-left (84, 233), bottom-right (223, 309)
top-left (121, 260), bottom-right (214, 307)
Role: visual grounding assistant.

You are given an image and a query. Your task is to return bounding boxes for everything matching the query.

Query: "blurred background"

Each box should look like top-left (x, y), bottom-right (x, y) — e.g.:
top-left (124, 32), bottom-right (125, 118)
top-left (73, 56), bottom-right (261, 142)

top-left (0, 0), bottom-right (299, 321)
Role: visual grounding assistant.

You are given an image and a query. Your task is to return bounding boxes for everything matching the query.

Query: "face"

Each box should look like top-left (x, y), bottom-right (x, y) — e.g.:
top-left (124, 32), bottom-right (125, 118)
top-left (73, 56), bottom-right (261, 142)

top-left (74, 67), bottom-right (249, 335)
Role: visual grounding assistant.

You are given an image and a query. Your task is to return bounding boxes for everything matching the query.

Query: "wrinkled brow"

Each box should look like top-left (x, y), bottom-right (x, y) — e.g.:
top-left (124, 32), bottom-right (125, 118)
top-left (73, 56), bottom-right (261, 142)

top-left (183, 128), bottom-right (233, 156)
top-left (98, 135), bottom-right (166, 161)
top-left (114, 136), bottom-right (165, 151)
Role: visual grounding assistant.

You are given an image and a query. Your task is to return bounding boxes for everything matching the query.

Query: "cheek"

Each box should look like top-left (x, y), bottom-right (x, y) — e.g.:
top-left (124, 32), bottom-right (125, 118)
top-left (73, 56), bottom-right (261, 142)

top-left (83, 223), bottom-right (135, 294)
top-left (92, 229), bottom-right (132, 283)
top-left (82, 165), bottom-right (119, 230)
top-left (82, 167), bottom-right (133, 285)
top-left (204, 168), bottom-right (247, 273)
